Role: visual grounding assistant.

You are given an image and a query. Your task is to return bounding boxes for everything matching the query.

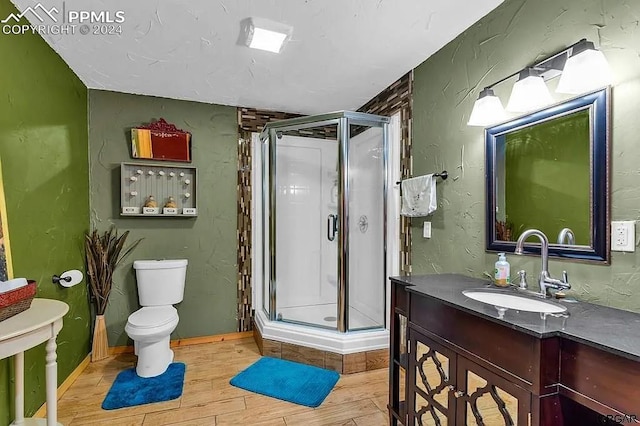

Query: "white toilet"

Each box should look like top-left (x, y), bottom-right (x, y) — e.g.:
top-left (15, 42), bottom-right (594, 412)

top-left (125, 259), bottom-right (188, 378)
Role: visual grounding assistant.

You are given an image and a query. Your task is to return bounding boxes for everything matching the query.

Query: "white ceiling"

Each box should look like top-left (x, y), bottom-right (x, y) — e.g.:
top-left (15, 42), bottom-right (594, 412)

top-left (12, 0), bottom-right (503, 114)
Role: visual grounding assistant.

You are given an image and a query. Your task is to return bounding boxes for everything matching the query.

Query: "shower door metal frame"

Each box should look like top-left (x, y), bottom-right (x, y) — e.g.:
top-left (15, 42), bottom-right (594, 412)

top-left (260, 111), bottom-right (390, 332)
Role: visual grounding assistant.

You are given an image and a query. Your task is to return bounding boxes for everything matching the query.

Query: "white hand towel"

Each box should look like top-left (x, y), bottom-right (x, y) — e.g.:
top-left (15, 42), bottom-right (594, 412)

top-left (0, 277), bottom-right (28, 294)
top-left (401, 174), bottom-right (437, 217)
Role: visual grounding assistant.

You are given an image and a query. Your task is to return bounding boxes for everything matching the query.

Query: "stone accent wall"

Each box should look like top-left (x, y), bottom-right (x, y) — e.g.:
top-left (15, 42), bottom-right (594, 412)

top-left (237, 108), bottom-right (301, 332)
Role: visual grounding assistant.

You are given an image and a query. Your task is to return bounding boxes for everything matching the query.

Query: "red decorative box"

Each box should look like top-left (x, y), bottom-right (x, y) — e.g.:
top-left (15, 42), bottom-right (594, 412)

top-left (131, 118), bottom-right (191, 162)
top-left (0, 280), bottom-right (36, 322)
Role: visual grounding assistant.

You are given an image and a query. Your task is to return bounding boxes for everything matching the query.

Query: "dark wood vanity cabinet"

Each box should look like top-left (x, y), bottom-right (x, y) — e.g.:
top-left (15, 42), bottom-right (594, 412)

top-left (389, 277), bottom-right (640, 426)
top-left (408, 327), bottom-right (532, 425)
top-left (407, 329), bottom-right (456, 424)
top-left (389, 281), bottom-right (409, 425)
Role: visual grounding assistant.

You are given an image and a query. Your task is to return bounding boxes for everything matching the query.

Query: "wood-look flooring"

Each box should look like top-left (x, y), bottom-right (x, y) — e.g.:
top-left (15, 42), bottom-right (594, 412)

top-left (56, 337), bottom-right (390, 425)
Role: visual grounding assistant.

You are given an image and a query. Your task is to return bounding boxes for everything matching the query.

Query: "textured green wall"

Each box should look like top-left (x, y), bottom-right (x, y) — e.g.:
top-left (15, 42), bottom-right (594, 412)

top-left (504, 109), bottom-right (590, 244)
top-left (88, 90), bottom-right (238, 346)
top-left (412, 0), bottom-right (640, 311)
top-left (0, 0), bottom-right (90, 422)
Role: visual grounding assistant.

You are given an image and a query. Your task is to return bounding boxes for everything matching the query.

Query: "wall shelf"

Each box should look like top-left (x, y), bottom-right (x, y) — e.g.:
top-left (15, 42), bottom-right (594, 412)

top-left (120, 162), bottom-right (197, 218)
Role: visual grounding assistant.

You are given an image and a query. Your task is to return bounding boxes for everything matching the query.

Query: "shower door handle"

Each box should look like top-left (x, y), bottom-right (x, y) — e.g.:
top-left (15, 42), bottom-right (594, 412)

top-left (327, 214), bottom-right (338, 241)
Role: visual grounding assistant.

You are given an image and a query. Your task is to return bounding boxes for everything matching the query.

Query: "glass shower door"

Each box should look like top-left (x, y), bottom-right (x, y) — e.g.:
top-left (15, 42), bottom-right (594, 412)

top-left (271, 126), bottom-right (339, 329)
top-left (347, 123), bottom-right (386, 330)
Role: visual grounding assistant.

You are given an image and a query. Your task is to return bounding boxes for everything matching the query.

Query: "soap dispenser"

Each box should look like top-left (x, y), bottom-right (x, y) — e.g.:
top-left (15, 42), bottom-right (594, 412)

top-left (494, 252), bottom-right (510, 287)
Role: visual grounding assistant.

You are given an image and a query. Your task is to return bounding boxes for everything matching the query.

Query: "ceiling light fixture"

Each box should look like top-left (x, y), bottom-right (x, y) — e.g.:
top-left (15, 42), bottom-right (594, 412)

top-left (468, 39), bottom-right (612, 127)
top-left (239, 17), bottom-right (293, 54)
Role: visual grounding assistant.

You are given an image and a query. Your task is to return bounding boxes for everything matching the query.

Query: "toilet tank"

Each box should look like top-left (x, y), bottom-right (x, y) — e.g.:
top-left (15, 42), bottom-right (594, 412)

top-left (133, 259), bottom-right (188, 306)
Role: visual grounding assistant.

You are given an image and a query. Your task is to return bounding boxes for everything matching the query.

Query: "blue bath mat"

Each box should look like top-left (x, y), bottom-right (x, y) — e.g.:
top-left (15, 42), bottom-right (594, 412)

top-left (230, 357), bottom-right (339, 408)
top-left (102, 362), bottom-right (186, 410)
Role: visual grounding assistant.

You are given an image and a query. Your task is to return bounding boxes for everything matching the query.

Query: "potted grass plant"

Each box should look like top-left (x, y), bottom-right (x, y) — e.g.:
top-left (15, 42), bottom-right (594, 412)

top-left (85, 227), bottom-right (141, 361)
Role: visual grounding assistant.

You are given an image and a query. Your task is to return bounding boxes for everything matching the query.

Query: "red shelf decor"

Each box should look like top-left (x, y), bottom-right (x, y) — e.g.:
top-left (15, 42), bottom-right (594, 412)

top-left (0, 280), bottom-right (36, 321)
top-left (131, 118), bottom-right (192, 162)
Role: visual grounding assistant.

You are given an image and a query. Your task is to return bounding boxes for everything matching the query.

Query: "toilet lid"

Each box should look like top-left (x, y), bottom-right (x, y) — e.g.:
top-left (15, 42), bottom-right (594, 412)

top-left (128, 306), bottom-right (177, 328)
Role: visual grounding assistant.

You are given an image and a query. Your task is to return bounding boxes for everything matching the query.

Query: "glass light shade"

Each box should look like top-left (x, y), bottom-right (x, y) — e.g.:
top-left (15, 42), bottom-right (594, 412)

top-left (248, 27), bottom-right (288, 53)
top-left (556, 48), bottom-right (613, 94)
top-left (240, 17), bottom-right (292, 54)
top-left (467, 88), bottom-right (506, 127)
top-left (506, 71), bottom-right (553, 113)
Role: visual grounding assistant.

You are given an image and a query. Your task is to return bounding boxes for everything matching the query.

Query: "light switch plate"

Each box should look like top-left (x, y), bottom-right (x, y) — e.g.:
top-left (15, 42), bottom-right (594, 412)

top-left (611, 220), bottom-right (635, 252)
top-left (423, 221), bottom-right (432, 238)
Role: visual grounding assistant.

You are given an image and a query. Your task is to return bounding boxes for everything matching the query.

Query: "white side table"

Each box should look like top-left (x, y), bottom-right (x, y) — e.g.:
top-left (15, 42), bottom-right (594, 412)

top-left (0, 299), bottom-right (69, 426)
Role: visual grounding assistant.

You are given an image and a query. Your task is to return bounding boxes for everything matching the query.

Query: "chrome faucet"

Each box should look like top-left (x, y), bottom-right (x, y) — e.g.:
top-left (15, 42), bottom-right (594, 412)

top-left (514, 229), bottom-right (570, 298)
top-left (557, 228), bottom-right (575, 245)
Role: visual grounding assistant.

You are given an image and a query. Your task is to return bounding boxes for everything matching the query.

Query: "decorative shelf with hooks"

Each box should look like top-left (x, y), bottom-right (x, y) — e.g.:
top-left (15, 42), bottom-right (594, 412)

top-left (120, 162), bottom-right (198, 217)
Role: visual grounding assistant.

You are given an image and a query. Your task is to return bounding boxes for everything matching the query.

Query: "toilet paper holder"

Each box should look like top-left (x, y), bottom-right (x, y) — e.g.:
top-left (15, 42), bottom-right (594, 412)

top-left (52, 275), bottom-right (71, 284)
top-left (52, 270), bottom-right (84, 287)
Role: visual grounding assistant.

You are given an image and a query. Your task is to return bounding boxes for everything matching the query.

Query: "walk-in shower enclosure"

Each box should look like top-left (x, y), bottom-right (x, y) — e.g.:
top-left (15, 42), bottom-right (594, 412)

top-left (259, 111), bottom-right (390, 334)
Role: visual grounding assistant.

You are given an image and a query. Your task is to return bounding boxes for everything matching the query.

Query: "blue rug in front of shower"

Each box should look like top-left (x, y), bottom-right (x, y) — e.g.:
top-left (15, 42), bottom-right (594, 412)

top-left (102, 362), bottom-right (186, 410)
top-left (230, 357), bottom-right (339, 407)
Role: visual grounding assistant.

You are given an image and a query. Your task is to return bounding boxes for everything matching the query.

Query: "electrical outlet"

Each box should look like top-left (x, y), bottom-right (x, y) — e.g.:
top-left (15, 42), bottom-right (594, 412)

top-left (423, 221), bottom-right (432, 238)
top-left (611, 221), bottom-right (635, 252)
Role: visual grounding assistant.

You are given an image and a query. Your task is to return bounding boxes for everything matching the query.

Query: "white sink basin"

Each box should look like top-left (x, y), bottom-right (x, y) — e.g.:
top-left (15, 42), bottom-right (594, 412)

top-left (462, 289), bottom-right (567, 314)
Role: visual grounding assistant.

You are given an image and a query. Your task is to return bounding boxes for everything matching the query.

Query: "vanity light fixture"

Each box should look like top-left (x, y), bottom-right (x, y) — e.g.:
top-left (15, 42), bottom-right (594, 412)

top-left (506, 68), bottom-right (553, 113)
top-left (467, 88), bottom-right (507, 126)
top-left (467, 38), bottom-right (612, 126)
top-left (556, 40), bottom-right (613, 94)
top-left (239, 17), bottom-right (293, 54)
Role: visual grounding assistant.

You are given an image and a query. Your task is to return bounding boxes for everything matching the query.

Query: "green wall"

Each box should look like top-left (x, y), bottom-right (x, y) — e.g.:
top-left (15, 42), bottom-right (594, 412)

top-left (504, 109), bottom-right (590, 244)
top-left (88, 90), bottom-right (238, 346)
top-left (412, 0), bottom-right (640, 311)
top-left (0, 0), bottom-right (90, 422)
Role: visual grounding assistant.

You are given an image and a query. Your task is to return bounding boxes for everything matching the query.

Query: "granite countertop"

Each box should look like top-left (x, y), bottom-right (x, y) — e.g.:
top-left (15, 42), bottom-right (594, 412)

top-left (390, 273), bottom-right (640, 362)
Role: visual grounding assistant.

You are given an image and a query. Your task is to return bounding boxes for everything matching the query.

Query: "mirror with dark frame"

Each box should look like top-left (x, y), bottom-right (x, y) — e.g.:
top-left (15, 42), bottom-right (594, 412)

top-left (485, 88), bottom-right (610, 263)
